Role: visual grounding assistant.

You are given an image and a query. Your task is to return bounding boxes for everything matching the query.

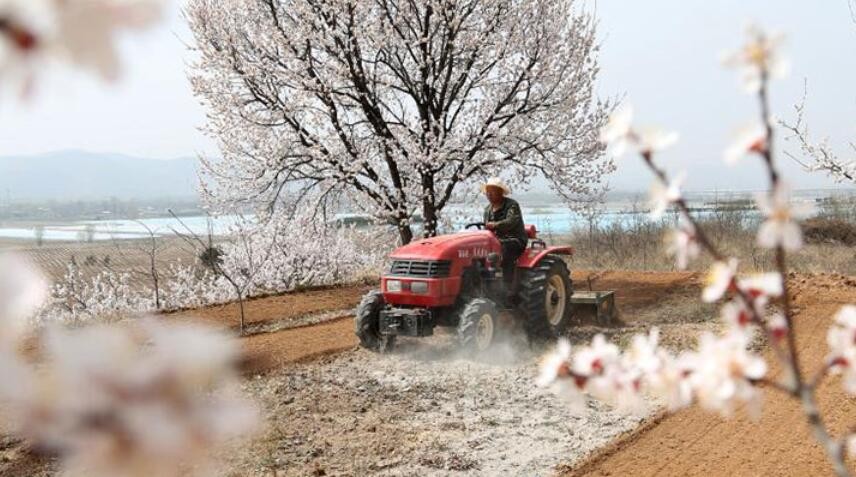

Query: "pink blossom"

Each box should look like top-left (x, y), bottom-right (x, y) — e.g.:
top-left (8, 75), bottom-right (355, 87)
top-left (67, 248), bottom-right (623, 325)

top-left (0, 0), bottom-right (163, 88)
top-left (53, 0), bottom-right (164, 80)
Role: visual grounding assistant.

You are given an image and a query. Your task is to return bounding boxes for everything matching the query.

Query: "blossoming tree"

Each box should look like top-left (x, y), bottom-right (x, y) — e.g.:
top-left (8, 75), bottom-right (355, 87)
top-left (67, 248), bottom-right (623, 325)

top-left (186, 0), bottom-right (614, 243)
top-left (537, 24), bottom-right (856, 477)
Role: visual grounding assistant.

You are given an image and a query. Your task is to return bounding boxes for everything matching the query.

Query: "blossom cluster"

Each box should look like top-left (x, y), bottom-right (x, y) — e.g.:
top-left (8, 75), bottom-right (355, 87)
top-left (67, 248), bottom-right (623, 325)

top-left (539, 23), bottom-right (856, 472)
top-left (0, 253), bottom-right (257, 477)
top-left (36, 214), bottom-right (389, 326)
top-left (537, 265), bottom-right (784, 417)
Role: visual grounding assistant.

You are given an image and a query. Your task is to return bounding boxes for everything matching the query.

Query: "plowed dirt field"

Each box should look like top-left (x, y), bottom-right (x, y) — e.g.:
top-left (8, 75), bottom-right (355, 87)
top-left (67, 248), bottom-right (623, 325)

top-left (562, 272), bottom-right (856, 477)
top-left (4, 270), bottom-right (856, 476)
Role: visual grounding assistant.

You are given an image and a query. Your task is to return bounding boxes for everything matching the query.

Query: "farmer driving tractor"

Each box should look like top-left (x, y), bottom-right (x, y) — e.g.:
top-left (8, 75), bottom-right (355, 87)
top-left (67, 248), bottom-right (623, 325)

top-left (482, 177), bottom-right (528, 302)
top-left (354, 175), bottom-right (574, 353)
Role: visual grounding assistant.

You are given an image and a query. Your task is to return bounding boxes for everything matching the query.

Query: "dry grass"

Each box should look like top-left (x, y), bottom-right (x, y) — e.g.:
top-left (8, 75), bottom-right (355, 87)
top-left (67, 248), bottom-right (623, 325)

top-left (555, 210), bottom-right (856, 275)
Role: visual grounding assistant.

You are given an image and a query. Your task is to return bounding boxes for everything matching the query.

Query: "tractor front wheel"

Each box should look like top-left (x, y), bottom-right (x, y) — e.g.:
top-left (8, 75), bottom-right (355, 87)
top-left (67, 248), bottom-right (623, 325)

top-left (355, 290), bottom-right (395, 353)
top-left (457, 298), bottom-right (499, 353)
top-left (519, 255), bottom-right (573, 340)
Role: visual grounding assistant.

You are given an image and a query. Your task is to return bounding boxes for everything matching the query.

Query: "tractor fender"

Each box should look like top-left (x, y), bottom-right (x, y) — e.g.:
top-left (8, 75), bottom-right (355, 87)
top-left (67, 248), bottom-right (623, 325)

top-left (516, 245), bottom-right (574, 269)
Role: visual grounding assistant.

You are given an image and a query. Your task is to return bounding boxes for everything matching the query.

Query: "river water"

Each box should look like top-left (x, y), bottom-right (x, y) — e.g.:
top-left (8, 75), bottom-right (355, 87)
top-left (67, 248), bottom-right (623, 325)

top-left (0, 190), bottom-right (839, 242)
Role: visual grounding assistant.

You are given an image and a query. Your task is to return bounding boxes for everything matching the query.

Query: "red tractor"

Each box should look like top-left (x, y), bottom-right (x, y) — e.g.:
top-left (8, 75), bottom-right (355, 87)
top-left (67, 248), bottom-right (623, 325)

top-left (355, 223), bottom-right (574, 353)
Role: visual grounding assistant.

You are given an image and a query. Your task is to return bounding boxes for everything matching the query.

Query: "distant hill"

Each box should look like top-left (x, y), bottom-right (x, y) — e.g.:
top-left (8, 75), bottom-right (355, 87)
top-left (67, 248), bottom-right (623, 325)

top-left (0, 151), bottom-right (199, 201)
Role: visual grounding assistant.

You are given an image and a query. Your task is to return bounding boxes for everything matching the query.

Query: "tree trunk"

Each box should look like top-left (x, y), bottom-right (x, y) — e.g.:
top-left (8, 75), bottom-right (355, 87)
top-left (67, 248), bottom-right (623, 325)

top-left (422, 200), bottom-right (438, 239)
top-left (398, 222), bottom-right (414, 245)
top-left (421, 172), bottom-right (438, 238)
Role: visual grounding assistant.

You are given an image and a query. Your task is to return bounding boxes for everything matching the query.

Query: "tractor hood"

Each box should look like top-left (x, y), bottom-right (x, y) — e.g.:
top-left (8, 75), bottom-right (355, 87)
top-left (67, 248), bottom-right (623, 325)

top-left (389, 230), bottom-right (497, 262)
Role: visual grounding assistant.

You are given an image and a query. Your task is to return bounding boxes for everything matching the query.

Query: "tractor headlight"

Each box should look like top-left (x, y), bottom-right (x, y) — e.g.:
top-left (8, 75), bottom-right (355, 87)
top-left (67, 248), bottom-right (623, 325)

top-left (386, 279), bottom-right (402, 292)
top-left (410, 281), bottom-right (429, 294)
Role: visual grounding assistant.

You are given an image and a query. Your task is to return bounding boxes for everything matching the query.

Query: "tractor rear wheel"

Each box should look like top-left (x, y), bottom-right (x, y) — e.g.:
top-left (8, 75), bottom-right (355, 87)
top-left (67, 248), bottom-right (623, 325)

top-left (519, 255), bottom-right (573, 340)
top-left (355, 290), bottom-right (395, 353)
top-left (457, 298), bottom-right (499, 353)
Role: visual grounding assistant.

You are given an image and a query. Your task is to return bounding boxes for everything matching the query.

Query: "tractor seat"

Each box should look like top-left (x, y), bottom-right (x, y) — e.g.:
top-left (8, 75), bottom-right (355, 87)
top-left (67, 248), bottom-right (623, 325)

top-left (524, 224), bottom-right (537, 239)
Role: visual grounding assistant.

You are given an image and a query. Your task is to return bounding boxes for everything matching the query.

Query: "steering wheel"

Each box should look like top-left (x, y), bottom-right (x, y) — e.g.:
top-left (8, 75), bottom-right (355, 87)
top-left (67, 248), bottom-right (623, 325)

top-left (465, 222), bottom-right (485, 230)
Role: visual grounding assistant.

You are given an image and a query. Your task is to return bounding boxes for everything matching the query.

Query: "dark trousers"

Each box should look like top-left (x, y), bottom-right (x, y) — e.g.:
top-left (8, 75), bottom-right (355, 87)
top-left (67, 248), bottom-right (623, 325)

top-left (500, 238), bottom-right (525, 291)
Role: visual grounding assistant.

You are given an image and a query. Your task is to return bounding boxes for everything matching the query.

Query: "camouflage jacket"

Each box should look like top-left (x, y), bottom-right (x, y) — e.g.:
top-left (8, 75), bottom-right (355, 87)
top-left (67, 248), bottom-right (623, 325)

top-left (483, 198), bottom-right (528, 246)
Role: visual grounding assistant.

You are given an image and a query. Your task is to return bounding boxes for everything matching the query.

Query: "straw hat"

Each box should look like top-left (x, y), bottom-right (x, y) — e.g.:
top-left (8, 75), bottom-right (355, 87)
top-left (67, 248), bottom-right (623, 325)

top-left (480, 177), bottom-right (511, 196)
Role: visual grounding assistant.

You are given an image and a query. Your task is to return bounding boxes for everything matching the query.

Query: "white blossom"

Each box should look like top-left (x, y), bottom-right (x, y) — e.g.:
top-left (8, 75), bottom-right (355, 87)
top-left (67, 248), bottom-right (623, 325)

top-left (765, 313), bottom-right (788, 342)
top-left (636, 126), bottom-right (679, 155)
top-left (685, 331), bottom-right (767, 417)
top-left (724, 122), bottom-right (767, 165)
top-left (0, 253), bottom-right (48, 340)
top-left (649, 173), bottom-right (685, 219)
top-left (827, 305), bottom-right (856, 394)
top-left (702, 259), bottom-right (738, 303)
top-left (755, 183), bottom-right (814, 251)
top-left (720, 300), bottom-right (753, 332)
top-left (737, 272), bottom-right (783, 299)
top-left (665, 218), bottom-right (700, 270)
top-left (647, 351), bottom-right (695, 411)
top-left (722, 23), bottom-right (789, 93)
top-left (623, 328), bottom-right (662, 375)
top-left (572, 334), bottom-right (620, 377)
top-left (599, 103), bottom-right (634, 157)
top-left (536, 338), bottom-right (572, 387)
top-left (599, 104), bottom-right (678, 158)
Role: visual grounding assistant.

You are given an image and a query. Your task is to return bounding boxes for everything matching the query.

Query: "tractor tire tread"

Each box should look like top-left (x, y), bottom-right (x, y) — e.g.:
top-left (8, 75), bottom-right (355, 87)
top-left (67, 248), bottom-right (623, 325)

top-left (355, 290), bottom-right (393, 352)
top-left (518, 255), bottom-right (573, 342)
top-left (457, 298), bottom-right (498, 352)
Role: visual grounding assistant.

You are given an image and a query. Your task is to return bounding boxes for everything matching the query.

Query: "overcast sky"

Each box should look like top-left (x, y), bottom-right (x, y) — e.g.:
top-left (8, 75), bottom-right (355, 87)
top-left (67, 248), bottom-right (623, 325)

top-left (0, 0), bottom-right (854, 192)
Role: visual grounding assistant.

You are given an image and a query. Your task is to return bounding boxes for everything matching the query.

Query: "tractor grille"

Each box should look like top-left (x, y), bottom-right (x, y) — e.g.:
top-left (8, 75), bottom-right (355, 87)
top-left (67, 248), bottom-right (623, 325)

top-left (389, 260), bottom-right (451, 278)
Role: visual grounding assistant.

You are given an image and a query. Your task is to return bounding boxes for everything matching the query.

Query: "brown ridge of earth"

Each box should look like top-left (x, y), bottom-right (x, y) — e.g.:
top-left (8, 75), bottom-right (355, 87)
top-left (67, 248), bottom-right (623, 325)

top-left (156, 269), bottom-right (700, 376)
top-left (561, 272), bottom-right (856, 477)
top-left (163, 284), bottom-right (373, 375)
top-left (187, 269), bottom-right (699, 375)
top-left (165, 284), bottom-right (373, 331)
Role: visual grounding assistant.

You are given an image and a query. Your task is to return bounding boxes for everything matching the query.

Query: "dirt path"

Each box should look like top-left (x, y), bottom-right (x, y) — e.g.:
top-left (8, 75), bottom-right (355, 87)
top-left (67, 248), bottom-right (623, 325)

top-left (563, 272), bottom-right (856, 477)
top-left (223, 269), bottom-right (713, 476)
